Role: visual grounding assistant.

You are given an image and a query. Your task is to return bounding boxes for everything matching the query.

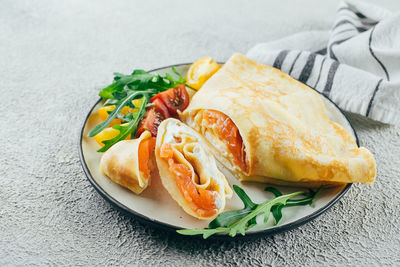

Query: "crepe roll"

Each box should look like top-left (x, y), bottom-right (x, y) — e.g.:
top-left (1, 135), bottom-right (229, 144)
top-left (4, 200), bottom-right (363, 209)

top-left (180, 53), bottom-right (376, 186)
top-left (100, 131), bottom-right (156, 194)
top-left (155, 118), bottom-right (232, 220)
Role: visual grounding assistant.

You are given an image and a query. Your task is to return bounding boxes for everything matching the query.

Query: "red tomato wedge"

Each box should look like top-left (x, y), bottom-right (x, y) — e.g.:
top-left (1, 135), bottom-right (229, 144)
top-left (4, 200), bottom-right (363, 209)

top-left (136, 85), bottom-right (189, 138)
top-left (136, 108), bottom-right (165, 138)
top-left (152, 98), bottom-right (170, 119)
top-left (138, 137), bottom-right (156, 179)
top-left (150, 84), bottom-right (189, 118)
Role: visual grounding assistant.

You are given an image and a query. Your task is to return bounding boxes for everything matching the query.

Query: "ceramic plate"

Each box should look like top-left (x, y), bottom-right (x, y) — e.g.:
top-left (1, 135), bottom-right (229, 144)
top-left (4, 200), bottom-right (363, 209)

top-left (79, 63), bottom-right (355, 239)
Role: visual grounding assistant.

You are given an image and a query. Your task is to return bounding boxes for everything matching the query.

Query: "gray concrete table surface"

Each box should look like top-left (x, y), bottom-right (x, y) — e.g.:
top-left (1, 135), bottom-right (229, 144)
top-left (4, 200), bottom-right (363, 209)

top-left (1, 0), bottom-right (399, 266)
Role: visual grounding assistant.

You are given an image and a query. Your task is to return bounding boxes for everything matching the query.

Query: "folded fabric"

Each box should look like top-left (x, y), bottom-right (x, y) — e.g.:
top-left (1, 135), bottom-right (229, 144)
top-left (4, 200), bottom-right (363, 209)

top-left (247, 0), bottom-right (400, 124)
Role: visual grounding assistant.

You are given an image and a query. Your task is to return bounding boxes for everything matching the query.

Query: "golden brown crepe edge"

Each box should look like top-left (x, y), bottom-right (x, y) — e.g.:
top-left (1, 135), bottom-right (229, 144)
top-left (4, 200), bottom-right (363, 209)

top-left (100, 131), bottom-right (152, 194)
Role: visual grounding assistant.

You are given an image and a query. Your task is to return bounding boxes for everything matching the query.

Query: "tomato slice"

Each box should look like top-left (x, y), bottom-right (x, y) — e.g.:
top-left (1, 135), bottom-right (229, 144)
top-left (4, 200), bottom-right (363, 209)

top-left (150, 84), bottom-right (189, 117)
top-left (136, 107), bottom-right (165, 138)
top-left (152, 98), bottom-right (170, 118)
top-left (136, 85), bottom-right (189, 137)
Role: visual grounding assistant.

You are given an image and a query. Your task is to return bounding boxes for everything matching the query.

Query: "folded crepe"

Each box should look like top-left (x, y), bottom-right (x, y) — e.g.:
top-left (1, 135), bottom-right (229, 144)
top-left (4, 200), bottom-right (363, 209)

top-left (180, 53), bottom-right (376, 186)
top-left (155, 118), bottom-right (232, 219)
top-left (100, 131), bottom-right (156, 194)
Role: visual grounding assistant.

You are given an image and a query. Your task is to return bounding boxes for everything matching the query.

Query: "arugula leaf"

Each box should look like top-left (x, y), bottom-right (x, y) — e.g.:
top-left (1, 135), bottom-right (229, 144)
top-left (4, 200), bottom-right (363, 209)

top-left (97, 95), bottom-right (148, 152)
top-left (271, 204), bottom-right (284, 225)
top-left (177, 185), bottom-right (324, 239)
top-left (265, 186), bottom-right (324, 224)
top-left (97, 68), bottom-right (185, 100)
top-left (98, 82), bottom-right (124, 99)
top-left (171, 67), bottom-right (185, 85)
top-left (208, 185), bottom-right (257, 229)
top-left (88, 90), bottom-right (154, 137)
top-left (227, 191), bottom-right (305, 237)
top-left (265, 187), bottom-right (283, 197)
top-left (89, 68), bottom-right (185, 152)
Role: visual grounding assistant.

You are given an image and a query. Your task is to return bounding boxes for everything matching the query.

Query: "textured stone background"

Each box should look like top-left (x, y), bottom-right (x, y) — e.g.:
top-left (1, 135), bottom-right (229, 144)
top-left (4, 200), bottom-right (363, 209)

top-left (1, 0), bottom-right (399, 266)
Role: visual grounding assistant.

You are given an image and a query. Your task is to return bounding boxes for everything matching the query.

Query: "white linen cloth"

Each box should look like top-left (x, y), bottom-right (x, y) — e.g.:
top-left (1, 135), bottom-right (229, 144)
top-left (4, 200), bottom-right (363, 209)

top-left (247, 0), bottom-right (400, 124)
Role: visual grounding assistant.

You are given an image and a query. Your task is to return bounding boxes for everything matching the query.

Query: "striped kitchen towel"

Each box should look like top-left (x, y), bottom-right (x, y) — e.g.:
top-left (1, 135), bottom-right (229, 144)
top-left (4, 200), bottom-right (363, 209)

top-left (247, 0), bottom-right (400, 124)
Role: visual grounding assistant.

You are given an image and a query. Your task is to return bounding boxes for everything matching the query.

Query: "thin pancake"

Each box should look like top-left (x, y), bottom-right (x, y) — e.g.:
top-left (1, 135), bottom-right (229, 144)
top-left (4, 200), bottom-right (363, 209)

top-left (180, 53), bottom-right (376, 185)
top-left (155, 118), bottom-right (232, 220)
top-left (100, 131), bottom-right (155, 194)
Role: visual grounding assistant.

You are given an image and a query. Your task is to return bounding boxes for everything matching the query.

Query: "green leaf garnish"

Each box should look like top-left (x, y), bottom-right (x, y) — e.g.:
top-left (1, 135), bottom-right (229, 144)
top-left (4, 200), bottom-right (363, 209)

top-left (177, 185), bottom-right (324, 239)
top-left (88, 90), bottom-right (152, 137)
top-left (208, 185), bottom-right (257, 229)
top-left (88, 68), bottom-right (185, 152)
top-left (97, 95), bottom-right (148, 152)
